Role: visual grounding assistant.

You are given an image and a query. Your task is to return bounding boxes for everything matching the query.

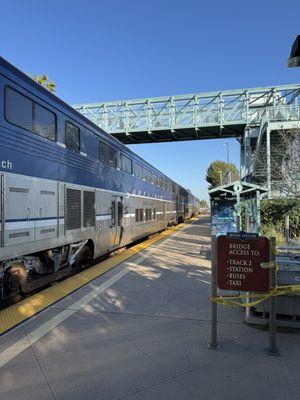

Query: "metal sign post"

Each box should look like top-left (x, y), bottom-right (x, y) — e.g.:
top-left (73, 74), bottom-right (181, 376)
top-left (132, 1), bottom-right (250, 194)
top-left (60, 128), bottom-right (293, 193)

top-left (209, 232), bottom-right (278, 353)
top-left (233, 183), bottom-right (242, 231)
top-left (208, 235), bottom-right (219, 349)
top-left (268, 237), bottom-right (278, 355)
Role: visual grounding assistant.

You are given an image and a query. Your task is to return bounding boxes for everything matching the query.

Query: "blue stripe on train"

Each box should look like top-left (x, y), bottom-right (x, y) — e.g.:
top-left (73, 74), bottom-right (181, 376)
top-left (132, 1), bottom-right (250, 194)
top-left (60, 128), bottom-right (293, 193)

top-left (0, 139), bottom-right (173, 201)
top-left (6, 217), bottom-right (64, 222)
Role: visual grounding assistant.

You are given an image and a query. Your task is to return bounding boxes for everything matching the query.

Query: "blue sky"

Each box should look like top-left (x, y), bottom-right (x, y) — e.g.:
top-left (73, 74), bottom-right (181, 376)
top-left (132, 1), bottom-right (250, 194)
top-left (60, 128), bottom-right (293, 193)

top-left (1, 0), bottom-right (299, 200)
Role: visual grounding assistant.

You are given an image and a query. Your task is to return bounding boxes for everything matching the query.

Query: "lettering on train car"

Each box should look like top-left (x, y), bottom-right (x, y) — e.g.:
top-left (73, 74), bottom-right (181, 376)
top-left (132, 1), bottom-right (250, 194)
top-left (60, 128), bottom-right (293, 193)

top-left (1, 160), bottom-right (13, 170)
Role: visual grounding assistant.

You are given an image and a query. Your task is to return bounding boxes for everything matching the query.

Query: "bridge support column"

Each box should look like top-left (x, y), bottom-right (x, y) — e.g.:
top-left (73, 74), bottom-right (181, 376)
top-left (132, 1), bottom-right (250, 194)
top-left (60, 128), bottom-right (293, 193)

top-left (241, 128), bottom-right (251, 181)
top-left (266, 126), bottom-right (271, 197)
top-left (240, 135), bottom-right (245, 180)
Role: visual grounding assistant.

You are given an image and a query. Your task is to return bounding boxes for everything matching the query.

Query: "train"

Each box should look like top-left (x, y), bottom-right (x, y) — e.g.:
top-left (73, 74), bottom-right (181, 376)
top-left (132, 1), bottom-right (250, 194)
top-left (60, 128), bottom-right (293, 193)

top-left (0, 57), bottom-right (200, 301)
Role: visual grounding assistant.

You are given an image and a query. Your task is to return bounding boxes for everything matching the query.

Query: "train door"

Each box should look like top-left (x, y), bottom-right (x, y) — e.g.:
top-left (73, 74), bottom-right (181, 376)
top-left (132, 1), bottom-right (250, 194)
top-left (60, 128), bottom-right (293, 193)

top-left (35, 180), bottom-right (59, 240)
top-left (4, 174), bottom-right (35, 246)
top-left (163, 202), bottom-right (167, 224)
top-left (184, 192), bottom-right (189, 220)
top-left (110, 196), bottom-right (124, 248)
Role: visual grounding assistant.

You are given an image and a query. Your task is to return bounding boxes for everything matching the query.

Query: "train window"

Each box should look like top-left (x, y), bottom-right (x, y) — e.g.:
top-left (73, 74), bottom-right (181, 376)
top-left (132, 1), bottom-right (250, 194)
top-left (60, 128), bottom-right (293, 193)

top-left (134, 163), bottom-right (143, 179)
top-left (5, 86), bottom-right (33, 131)
top-left (99, 141), bottom-right (108, 163)
top-left (135, 208), bottom-right (144, 222)
top-left (135, 209), bottom-right (139, 222)
top-left (65, 121), bottom-right (80, 151)
top-left (111, 201), bottom-right (116, 226)
top-left (158, 177), bottom-right (163, 188)
top-left (165, 180), bottom-right (170, 191)
top-left (33, 103), bottom-right (56, 140)
top-left (145, 209), bottom-right (152, 221)
top-left (121, 154), bottom-right (132, 174)
top-left (144, 168), bottom-right (152, 183)
top-left (139, 209), bottom-right (144, 222)
top-left (99, 142), bottom-right (117, 168)
top-left (152, 174), bottom-right (158, 186)
top-left (108, 147), bottom-right (117, 168)
top-left (5, 86), bottom-right (57, 141)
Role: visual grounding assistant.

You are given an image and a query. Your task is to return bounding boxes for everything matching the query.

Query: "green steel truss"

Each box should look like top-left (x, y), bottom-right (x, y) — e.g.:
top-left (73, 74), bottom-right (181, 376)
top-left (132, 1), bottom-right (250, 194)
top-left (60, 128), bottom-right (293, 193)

top-left (73, 85), bottom-right (300, 144)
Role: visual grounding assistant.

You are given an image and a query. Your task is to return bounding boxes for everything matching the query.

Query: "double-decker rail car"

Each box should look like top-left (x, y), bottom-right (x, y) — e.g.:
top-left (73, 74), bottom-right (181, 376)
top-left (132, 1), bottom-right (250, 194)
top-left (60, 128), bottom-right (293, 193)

top-left (0, 57), bottom-right (200, 300)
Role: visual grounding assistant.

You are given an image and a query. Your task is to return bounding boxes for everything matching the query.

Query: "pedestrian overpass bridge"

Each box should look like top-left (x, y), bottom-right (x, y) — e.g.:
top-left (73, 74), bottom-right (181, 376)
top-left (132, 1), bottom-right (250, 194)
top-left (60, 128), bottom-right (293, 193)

top-left (73, 85), bottom-right (300, 144)
top-left (73, 84), bottom-right (300, 194)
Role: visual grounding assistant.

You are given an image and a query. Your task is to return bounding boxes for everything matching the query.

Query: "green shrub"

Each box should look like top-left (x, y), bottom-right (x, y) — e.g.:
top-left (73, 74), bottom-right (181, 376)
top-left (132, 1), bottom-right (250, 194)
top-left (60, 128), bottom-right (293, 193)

top-left (260, 223), bottom-right (285, 244)
top-left (260, 198), bottom-right (300, 240)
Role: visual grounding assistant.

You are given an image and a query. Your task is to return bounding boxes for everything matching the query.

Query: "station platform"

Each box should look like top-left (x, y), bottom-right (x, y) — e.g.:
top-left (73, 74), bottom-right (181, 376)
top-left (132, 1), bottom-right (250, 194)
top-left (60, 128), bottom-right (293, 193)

top-left (1, 216), bottom-right (300, 400)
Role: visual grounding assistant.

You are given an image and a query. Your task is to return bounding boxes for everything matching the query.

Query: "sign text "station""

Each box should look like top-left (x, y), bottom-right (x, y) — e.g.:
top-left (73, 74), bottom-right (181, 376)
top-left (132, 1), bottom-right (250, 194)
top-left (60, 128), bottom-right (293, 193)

top-left (217, 235), bottom-right (270, 292)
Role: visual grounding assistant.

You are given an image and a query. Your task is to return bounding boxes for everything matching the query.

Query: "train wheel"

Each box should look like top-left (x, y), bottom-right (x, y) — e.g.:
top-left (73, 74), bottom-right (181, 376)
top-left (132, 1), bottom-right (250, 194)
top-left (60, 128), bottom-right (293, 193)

top-left (3, 267), bottom-right (22, 298)
top-left (80, 246), bottom-right (94, 263)
top-left (75, 241), bottom-right (94, 267)
top-left (8, 273), bottom-right (20, 294)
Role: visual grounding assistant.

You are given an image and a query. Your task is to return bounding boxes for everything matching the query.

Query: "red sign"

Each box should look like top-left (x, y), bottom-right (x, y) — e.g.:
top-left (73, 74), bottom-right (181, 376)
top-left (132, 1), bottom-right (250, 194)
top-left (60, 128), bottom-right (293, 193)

top-left (217, 235), bottom-right (270, 292)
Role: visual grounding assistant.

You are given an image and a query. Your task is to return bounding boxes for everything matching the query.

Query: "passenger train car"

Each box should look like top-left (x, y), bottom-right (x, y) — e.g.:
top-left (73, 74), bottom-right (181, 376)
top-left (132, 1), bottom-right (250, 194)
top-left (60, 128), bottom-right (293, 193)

top-left (0, 57), bottom-right (200, 300)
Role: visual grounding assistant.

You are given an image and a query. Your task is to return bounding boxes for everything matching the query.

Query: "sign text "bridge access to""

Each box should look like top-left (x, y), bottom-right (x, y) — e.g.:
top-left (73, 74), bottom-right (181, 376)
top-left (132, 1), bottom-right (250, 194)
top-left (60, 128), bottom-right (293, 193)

top-left (217, 236), bottom-right (270, 292)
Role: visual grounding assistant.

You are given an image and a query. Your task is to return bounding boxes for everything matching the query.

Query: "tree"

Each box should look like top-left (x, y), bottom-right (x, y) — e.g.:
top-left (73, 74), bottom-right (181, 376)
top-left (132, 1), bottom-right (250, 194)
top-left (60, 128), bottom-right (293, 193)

top-left (32, 73), bottom-right (56, 92)
top-left (206, 160), bottom-right (239, 189)
top-left (199, 200), bottom-right (208, 208)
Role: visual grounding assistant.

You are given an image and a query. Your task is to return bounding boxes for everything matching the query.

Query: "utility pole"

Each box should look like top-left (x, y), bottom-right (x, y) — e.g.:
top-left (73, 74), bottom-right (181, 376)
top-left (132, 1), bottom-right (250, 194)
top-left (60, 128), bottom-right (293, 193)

top-left (224, 142), bottom-right (230, 183)
top-left (218, 170), bottom-right (223, 186)
top-left (224, 142), bottom-right (229, 165)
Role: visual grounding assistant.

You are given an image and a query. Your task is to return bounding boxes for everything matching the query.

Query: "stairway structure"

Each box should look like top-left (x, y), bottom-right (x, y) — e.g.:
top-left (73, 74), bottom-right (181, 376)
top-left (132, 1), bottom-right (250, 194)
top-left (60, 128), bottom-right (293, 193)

top-left (247, 105), bottom-right (300, 196)
top-left (73, 85), bottom-right (300, 196)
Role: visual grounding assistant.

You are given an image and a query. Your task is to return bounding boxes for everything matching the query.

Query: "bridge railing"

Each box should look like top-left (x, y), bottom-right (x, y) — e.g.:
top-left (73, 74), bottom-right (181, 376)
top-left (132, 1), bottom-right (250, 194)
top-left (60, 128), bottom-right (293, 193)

top-left (74, 85), bottom-right (300, 135)
top-left (86, 93), bottom-right (248, 133)
top-left (267, 105), bottom-right (300, 123)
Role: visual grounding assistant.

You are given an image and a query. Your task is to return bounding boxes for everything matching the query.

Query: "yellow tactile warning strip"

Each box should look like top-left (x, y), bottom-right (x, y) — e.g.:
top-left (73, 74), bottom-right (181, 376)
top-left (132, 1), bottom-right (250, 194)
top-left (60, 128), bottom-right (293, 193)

top-left (0, 217), bottom-right (198, 335)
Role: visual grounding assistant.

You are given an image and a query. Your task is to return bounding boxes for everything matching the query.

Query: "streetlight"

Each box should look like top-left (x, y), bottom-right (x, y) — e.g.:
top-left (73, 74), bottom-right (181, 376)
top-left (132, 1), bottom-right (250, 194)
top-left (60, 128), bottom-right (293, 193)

top-left (223, 142), bottom-right (231, 184)
top-left (224, 142), bottom-right (229, 164)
